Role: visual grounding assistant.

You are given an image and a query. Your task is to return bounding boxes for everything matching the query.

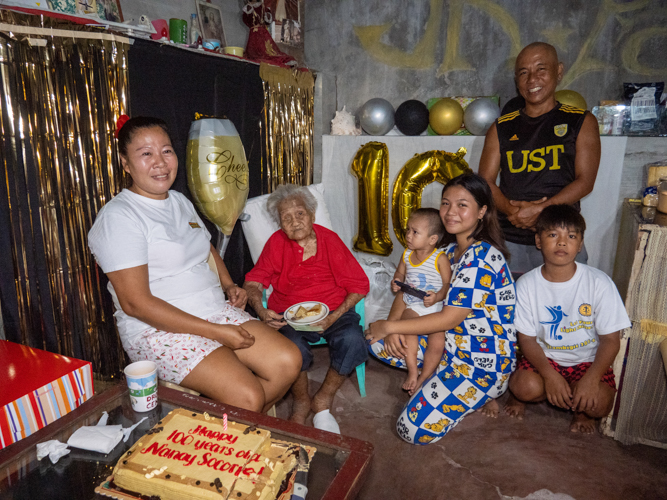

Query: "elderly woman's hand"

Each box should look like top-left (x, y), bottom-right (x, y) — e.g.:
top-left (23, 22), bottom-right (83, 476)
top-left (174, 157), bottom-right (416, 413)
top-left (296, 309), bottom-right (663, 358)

top-left (311, 313), bottom-right (335, 332)
top-left (259, 308), bottom-right (287, 329)
top-left (225, 285), bottom-right (248, 309)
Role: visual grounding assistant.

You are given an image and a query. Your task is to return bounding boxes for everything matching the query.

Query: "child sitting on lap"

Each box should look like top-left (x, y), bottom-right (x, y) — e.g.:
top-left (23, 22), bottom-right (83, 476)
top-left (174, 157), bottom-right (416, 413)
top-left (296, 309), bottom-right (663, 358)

top-left (388, 208), bottom-right (451, 395)
top-left (505, 205), bottom-right (630, 433)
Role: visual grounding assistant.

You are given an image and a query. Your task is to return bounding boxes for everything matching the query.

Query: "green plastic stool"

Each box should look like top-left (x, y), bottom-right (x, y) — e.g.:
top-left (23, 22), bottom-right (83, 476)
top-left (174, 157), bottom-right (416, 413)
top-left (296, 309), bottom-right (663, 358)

top-left (263, 292), bottom-right (367, 398)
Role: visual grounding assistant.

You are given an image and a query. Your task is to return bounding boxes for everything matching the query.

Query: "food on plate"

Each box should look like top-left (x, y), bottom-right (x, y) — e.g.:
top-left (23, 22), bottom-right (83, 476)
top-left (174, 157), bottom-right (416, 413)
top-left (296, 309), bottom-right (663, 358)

top-left (291, 303), bottom-right (323, 320)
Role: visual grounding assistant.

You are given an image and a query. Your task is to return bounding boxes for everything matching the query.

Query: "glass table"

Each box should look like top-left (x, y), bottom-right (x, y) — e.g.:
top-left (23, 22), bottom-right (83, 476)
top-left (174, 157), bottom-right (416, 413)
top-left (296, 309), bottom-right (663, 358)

top-left (0, 384), bottom-right (373, 500)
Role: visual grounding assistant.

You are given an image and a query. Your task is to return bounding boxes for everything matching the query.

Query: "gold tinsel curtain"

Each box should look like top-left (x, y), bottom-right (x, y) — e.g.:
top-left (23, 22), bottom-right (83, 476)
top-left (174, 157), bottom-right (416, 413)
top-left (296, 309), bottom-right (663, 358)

top-left (259, 63), bottom-right (314, 192)
top-left (0, 16), bottom-right (129, 378)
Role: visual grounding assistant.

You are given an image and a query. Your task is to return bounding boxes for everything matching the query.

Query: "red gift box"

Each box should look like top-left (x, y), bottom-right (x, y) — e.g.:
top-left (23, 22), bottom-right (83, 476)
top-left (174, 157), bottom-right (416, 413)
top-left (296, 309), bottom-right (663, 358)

top-left (0, 340), bottom-right (93, 450)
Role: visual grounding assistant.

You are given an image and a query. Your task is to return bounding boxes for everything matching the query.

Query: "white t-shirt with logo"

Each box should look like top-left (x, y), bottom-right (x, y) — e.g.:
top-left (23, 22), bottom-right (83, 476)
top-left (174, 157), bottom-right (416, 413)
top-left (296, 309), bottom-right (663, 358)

top-left (514, 263), bottom-right (630, 366)
top-left (88, 189), bottom-right (225, 346)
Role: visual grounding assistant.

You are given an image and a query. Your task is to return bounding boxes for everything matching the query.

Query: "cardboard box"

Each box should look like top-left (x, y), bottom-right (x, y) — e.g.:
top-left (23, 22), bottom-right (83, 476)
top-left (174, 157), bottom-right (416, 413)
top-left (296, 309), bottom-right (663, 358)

top-left (0, 340), bottom-right (93, 450)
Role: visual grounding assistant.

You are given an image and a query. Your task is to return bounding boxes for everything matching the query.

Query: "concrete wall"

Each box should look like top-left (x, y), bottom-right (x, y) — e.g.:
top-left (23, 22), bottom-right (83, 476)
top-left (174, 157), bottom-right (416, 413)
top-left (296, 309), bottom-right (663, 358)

top-left (305, 0), bottom-right (667, 116)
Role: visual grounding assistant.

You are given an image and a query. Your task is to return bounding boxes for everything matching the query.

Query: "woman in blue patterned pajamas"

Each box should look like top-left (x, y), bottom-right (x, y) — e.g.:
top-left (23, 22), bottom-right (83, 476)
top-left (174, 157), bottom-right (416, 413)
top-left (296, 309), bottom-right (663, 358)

top-left (367, 173), bottom-right (517, 445)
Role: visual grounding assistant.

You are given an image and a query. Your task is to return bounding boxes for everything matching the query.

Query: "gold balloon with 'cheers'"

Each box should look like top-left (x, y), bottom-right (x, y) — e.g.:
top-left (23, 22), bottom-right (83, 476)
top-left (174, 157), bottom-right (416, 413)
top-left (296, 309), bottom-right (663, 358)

top-left (186, 118), bottom-right (249, 235)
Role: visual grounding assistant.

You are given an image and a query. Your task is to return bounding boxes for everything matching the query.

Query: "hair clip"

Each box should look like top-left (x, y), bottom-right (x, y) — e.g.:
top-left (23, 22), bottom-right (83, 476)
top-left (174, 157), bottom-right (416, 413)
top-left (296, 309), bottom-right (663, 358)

top-left (115, 114), bottom-right (130, 138)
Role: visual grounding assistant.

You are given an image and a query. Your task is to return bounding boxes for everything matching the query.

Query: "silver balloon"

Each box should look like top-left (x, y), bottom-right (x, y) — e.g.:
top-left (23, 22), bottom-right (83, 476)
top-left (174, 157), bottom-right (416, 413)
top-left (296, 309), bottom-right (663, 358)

top-left (463, 98), bottom-right (500, 136)
top-left (358, 98), bottom-right (395, 136)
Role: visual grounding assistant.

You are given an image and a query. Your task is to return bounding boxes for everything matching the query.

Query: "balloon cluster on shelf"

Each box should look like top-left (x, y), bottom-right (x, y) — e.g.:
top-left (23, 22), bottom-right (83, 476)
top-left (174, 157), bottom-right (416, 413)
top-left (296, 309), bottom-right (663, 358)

top-left (357, 97), bottom-right (501, 136)
top-left (355, 89), bottom-right (588, 137)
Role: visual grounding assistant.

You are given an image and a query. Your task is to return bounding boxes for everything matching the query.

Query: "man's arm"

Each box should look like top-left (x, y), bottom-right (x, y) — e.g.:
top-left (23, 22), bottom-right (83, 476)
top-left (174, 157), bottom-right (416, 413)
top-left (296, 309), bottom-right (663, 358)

top-left (507, 113), bottom-right (601, 229)
top-left (478, 123), bottom-right (517, 217)
top-left (540, 113), bottom-right (601, 206)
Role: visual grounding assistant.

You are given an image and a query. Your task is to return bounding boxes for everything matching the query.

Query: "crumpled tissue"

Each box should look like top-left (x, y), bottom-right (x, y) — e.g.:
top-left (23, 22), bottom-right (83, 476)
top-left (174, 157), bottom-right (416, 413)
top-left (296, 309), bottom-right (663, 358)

top-left (66, 414), bottom-right (147, 454)
top-left (36, 440), bottom-right (70, 464)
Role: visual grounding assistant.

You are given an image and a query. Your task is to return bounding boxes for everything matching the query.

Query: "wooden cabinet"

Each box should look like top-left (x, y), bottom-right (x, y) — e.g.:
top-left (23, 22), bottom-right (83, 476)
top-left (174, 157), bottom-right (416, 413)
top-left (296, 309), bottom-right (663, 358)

top-left (603, 200), bottom-right (667, 447)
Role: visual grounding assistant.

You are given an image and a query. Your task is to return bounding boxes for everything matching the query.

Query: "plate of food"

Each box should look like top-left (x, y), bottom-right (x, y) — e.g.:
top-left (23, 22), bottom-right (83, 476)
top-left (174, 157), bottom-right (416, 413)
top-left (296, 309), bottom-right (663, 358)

top-left (285, 301), bottom-right (329, 327)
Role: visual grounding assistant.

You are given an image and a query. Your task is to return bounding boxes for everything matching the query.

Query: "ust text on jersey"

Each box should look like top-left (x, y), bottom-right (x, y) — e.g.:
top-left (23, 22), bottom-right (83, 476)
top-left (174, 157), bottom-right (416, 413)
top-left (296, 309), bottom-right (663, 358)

top-left (504, 145), bottom-right (565, 173)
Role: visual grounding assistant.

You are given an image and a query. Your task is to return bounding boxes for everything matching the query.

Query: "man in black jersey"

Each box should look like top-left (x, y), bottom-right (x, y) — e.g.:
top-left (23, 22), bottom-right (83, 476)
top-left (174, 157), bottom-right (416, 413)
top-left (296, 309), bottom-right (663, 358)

top-left (479, 42), bottom-right (600, 276)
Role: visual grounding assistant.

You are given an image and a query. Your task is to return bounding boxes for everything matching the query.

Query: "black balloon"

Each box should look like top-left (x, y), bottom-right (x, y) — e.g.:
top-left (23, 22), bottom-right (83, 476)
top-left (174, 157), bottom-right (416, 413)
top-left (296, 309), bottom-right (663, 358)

top-left (395, 100), bottom-right (430, 136)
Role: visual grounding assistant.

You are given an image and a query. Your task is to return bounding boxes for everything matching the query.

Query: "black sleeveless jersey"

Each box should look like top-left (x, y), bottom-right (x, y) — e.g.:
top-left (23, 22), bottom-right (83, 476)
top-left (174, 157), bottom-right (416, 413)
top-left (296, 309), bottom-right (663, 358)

top-left (496, 103), bottom-right (588, 245)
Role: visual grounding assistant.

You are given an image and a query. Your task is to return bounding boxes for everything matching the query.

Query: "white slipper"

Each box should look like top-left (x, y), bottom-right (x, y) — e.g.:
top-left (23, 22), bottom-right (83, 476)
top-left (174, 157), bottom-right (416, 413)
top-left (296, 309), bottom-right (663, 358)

top-left (312, 409), bottom-right (340, 434)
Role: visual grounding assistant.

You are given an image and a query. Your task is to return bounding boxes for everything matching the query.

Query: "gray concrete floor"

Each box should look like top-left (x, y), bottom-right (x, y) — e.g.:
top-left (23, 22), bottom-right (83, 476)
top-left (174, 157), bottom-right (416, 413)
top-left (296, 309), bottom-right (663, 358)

top-left (274, 347), bottom-right (667, 500)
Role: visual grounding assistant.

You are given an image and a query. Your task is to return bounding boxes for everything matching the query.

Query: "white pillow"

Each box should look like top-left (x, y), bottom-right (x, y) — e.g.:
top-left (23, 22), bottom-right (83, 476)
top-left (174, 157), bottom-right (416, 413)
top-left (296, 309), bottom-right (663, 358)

top-left (241, 183), bottom-right (334, 263)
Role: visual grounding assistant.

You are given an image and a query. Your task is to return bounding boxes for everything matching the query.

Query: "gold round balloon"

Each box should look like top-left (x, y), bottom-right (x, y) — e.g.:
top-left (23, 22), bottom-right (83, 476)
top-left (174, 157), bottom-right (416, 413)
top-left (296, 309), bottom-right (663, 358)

top-left (555, 89), bottom-right (587, 110)
top-left (186, 119), bottom-right (249, 235)
top-left (391, 147), bottom-right (471, 247)
top-left (429, 98), bottom-right (464, 135)
top-left (351, 142), bottom-right (392, 256)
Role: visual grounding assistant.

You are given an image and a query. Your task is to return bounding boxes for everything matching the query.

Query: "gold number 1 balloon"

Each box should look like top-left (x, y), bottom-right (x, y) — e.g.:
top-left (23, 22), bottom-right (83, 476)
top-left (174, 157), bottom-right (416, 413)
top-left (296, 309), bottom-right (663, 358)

top-left (351, 141), bottom-right (393, 256)
top-left (186, 118), bottom-right (249, 235)
top-left (391, 147), bottom-right (471, 247)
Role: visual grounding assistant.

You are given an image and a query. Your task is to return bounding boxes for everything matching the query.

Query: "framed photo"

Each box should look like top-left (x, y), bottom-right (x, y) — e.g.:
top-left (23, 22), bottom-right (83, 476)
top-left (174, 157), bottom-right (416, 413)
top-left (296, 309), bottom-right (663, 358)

top-left (195, 0), bottom-right (226, 46)
top-left (269, 0), bottom-right (301, 46)
top-left (96, 0), bottom-right (123, 22)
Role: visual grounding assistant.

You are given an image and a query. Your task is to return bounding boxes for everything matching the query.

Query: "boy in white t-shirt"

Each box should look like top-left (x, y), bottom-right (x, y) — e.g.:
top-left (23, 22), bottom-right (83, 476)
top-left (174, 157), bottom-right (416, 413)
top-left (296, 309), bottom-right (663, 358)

top-left (505, 205), bottom-right (631, 433)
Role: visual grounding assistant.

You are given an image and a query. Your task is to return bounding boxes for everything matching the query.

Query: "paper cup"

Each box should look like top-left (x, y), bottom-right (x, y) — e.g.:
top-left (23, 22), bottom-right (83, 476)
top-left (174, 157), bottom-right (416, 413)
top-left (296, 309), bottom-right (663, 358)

top-left (169, 18), bottom-right (188, 44)
top-left (124, 361), bottom-right (158, 412)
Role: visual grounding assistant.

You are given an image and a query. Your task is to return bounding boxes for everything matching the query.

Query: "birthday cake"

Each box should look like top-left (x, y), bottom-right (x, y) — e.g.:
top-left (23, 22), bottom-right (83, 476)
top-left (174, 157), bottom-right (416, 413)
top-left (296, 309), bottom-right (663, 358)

top-left (110, 409), bottom-right (302, 500)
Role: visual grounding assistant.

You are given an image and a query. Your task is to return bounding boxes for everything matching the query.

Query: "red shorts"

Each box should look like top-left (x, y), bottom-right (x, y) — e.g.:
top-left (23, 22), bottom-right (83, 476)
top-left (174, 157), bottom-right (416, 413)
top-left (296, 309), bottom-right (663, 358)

top-left (516, 357), bottom-right (616, 389)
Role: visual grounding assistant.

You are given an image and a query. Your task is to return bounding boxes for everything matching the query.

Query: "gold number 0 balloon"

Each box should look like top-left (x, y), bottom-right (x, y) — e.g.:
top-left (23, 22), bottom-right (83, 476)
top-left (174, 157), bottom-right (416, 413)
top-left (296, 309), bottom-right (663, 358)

top-left (351, 142), bottom-right (393, 256)
top-left (391, 147), bottom-right (471, 247)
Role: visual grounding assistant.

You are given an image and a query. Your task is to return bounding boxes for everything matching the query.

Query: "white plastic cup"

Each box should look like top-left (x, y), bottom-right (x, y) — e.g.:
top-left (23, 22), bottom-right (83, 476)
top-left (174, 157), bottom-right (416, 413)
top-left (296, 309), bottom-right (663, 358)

top-left (124, 361), bottom-right (158, 412)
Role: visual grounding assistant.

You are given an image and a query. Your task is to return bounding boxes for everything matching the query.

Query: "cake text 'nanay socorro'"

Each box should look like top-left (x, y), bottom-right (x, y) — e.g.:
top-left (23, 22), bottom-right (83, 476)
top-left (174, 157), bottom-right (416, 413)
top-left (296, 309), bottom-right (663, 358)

top-left (110, 408), bottom-right (312, 500)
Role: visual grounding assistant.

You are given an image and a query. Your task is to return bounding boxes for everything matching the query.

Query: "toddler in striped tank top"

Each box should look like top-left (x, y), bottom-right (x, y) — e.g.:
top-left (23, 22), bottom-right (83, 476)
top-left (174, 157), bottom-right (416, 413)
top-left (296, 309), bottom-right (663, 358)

top-left (388, 209), bottom-right (452, 395)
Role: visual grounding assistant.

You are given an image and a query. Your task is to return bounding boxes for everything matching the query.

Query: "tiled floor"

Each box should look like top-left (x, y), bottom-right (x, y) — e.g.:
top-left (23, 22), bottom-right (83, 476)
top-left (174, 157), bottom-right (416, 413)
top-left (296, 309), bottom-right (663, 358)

top-left (273, 347), bottom-right (667, 500)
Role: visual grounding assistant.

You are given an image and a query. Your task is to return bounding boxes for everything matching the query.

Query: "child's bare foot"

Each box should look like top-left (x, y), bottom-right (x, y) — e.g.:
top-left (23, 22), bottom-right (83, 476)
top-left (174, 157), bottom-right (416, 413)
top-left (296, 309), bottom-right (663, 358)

top-left (503, 393), bottom-right (526, 420)
top-left (570, 412), bottom-right (597, 434)
top-left (411, 372), bottom-right (433, 396)
top-left (289, 398), bottom-right (311, 425)
top-left (480, 399), bottom-right (500, 418)
top-left (402, 371), bottom-right (419, 395)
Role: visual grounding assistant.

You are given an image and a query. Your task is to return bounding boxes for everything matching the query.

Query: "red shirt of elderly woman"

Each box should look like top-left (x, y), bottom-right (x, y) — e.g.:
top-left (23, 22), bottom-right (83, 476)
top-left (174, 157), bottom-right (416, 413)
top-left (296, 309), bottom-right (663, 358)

top-left (244, 185), bottom-right (369, 433)
top-left (87, 117), bottom-right (300, 413)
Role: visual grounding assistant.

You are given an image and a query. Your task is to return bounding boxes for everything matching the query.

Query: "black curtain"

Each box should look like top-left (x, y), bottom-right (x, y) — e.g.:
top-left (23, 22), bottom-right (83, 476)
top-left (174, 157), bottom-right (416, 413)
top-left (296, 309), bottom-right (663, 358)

top-left (128, 39), bottom-right (263, 285)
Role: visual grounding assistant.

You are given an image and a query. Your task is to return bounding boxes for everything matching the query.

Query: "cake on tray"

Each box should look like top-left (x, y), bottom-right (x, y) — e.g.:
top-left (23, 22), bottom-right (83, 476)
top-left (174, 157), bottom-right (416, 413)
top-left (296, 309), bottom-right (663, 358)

top-left (107, 408), bottom-right (308, 500)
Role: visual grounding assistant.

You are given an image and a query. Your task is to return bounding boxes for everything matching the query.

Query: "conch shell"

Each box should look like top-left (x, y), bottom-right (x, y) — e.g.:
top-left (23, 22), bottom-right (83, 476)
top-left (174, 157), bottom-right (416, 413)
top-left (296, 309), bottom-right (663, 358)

top-left (331, 106), bottom-right (361, 135)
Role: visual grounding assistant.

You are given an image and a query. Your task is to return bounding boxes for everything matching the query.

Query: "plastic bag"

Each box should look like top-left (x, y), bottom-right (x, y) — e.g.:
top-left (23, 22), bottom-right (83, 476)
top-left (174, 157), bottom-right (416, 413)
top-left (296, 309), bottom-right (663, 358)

top-left (623, 82), bottom-right (664, 135)
top-left (358, 258), bottom-right (396, 327)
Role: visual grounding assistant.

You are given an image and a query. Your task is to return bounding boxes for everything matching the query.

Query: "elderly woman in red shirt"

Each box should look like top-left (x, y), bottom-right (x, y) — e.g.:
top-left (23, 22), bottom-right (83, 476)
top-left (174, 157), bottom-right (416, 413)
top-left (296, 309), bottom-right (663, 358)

top-left (244, 185), bottom-right (369, 433)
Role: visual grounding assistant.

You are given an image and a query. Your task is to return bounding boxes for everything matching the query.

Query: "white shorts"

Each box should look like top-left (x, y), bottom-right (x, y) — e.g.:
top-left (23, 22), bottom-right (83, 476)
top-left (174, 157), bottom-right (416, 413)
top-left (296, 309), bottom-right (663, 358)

top-left (124, 303), bottom-right (256, 384)
top-left (404, 301), bottom-right (443, 317)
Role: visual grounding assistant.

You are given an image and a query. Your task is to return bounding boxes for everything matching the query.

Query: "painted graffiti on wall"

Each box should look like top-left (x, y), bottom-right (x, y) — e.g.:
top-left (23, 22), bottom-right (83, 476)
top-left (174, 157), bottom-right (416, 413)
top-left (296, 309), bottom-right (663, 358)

top-left (353, 0), bottom-right (666, 87)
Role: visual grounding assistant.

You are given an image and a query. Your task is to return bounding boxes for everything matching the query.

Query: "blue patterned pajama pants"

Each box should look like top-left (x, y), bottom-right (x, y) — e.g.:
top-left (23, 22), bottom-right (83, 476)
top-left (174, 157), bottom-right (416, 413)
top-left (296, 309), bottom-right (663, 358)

top-left (370, 337), bottom-right (509, 445)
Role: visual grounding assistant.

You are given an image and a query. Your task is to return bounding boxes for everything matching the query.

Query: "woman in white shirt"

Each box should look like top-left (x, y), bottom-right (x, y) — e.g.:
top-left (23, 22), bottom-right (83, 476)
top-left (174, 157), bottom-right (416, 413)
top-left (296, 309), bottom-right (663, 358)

top-left (88, 116), bottom-right (300, 412)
